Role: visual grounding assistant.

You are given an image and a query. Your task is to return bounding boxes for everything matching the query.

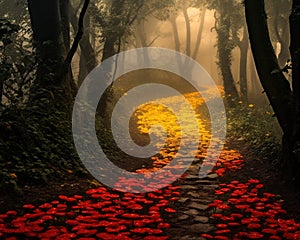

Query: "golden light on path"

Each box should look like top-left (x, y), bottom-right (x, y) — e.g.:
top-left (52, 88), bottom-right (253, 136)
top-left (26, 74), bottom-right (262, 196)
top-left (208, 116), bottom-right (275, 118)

top-left (134, 92), bottom-right (213, 174)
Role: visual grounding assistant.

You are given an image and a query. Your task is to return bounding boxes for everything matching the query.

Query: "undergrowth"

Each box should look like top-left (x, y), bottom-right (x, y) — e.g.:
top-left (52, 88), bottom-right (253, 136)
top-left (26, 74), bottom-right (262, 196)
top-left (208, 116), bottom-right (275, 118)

top-left (0, 103), bottom-right (87, 194)
top-left (226, 102), bottom-right (282, 164)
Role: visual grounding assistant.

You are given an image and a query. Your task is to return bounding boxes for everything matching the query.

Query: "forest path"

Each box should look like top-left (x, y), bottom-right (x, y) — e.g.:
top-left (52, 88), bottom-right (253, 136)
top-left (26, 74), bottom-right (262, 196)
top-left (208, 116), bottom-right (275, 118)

top-left (1, 92), bottom-right (300, 239)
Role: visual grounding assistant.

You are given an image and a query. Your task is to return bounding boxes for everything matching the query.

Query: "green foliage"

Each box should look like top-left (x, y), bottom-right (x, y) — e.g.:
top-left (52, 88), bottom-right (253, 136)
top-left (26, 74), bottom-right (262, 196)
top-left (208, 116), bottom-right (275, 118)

top-left (0, 17), bottom-right (36, 107)
top-left (0, 102), bottom-right (87, 193)
top-left (226, 103), bottom-right (281, 162)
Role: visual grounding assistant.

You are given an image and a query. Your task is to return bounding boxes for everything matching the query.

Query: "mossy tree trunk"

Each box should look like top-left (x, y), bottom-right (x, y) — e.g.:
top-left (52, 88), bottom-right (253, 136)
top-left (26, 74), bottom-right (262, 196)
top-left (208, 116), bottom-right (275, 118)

top-left (27, 0), bottom-right (76, 116)
top-left (215, 1), bottom-right (239, 106)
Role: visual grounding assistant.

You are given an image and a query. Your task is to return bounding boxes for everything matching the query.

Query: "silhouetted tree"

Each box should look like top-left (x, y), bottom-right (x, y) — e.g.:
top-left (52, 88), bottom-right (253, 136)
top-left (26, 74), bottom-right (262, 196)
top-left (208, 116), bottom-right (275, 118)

top-left (245, 0), bottom-right (300, 183)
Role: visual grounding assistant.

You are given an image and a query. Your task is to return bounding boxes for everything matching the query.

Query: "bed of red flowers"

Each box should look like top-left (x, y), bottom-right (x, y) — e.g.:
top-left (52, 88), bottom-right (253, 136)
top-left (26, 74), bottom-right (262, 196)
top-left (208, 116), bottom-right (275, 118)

top-left (0, 183), bottom-right (180, 240)
top-left (202, 150), bottom-right (300, 240)
top-left (1, 149), bottom-right (299, 239)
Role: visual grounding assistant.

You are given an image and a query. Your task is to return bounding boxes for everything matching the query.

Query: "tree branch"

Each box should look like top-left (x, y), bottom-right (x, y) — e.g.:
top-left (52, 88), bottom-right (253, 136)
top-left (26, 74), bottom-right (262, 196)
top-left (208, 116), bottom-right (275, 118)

top-left (59, 0), bottom-right (90, 80)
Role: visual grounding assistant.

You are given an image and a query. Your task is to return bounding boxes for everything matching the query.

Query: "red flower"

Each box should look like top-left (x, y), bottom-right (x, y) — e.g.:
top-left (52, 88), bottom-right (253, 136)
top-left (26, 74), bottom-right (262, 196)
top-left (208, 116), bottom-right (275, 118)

top-left (200, 233), bottom-right (213, 239)
top-left (164, 208), bottom-right (176, 213)
top-left (216, 224), bottom-right (228, 229)
top-left (248, 179), bottom-right (260, 184)
top-left (158, 223), bottom-right (170, 229)
top-left (247, 232), bottom-right (264, 239)
top-left (228, 222), bottom-right (240, 227)
top-left (262, 228), bottom-right (277, 235)
top-left (23, 204), bottom-right (35, 210)
top-left (6, 211), bottom-right (17, 216)
top-left (247, 223), bottom-right (261, 229)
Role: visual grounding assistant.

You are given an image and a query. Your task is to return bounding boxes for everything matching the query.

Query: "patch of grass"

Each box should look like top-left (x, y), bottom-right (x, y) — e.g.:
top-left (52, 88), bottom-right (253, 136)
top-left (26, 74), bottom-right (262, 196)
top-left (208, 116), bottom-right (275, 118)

top-left (226, 102), bottom-right (282, 163)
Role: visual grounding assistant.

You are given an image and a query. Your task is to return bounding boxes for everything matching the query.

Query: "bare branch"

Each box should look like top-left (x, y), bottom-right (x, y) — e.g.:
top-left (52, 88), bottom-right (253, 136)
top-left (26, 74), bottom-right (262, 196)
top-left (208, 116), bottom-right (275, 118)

top-left (59, 0), bottom-right (90, 80)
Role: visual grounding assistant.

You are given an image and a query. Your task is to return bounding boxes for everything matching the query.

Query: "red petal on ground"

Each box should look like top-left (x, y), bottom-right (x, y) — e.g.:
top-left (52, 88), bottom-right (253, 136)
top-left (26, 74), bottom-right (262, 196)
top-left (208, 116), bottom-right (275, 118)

top-left (216, 224), bottom-right (228, 228)
top-left (247, 223), bottom-right (261, 229)
top-left (200, 233), bottom-right (213, 239)
top-left (241, 218), bottom-right (260, 224)
top-left (164, 208), bottom-right (176, 213)
top-left (269, 236), bottom-right (282, 240)
top-left (39, 203), bottom-right (52, 209)
top-left (228, 222), bottom-right (241, 227)
top-left (282, 232), bottom-right (295, 239)
top-left (212, 214), bottom-right (223, 218)
top-left (66, 220), bottom-right (79, 226)
top-left (77, 229), bottom-right (97, 236)
top-left (247, 232), bottom-right (264, 239)
top-left (23, 204), bottom-right (35, 210)
top-left (231, 213), bottom-right (243, 218)
top-left (130, 204), bottom-right (143, 210)
top-left (105, 225), bottom-right (127, 233)
top-left (208, 203), bottom-right (218, 208)
top-left (262, 228), bottom-right (277, 235)
top-left (217, 204), bottom-right (231, 210)
top-left (148, 229), bottom-right (163, 234)
top-left (231, 180), bottom-right (239, 184)
top-left (263, 193), bottom-right (275, 198)
top-left (221, 216), bottom-right (235, 221)
top-left (131, 228), bottom-right (152, 234)
top-left (158, 223), bottom-right (171, 229)
top-left (6, 210), bottom-right (17, 215)
top-left (96, 232), bottom-right (117, 239)
top-left (38, 228), bottom-right (61, 238)
top-left (248, 179), bottom-right (260, 184)
top-left (220, 188), bottom-right (231, 192)
top-left (235, 204), bottom-right (250, 210)
top-left (215, 229), bottom-right (231, 235)
top-left (122, 213), bottom-right (141, 219)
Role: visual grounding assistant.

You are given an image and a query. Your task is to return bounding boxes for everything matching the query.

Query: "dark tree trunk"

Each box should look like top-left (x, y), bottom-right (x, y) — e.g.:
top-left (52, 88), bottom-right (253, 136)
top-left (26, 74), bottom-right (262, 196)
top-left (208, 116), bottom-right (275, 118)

top-left (245, 0), bottom-right (292, 132)
top-left (289, 0), bottom-right (300, 181)
top-left (182, 5), bottom-right (191, 57)
top-left (27, 0), bottom-right (77, 115)
top-left (27, 0), bottom-right (65, 88)
top-left (245, 0), bottom-right (300, 184)
top-left (170, 16), bottom-right (181, 52)
top-left (136, 20), bottom-right (150, 63)
top-left (60, 0), bottom-right (71, 52)
top-left (101, 0), bottom-right (125, 62)
top-left (192, 9), bottom-right (206, 60)
top-left (239, 24), bottom-right (249, 101)
top-left (290, 0), bottom-right (300, 100)
top-left (215, 4), bottom-right (239, 104)
top-left (69, 5), bottom-right (97, 86)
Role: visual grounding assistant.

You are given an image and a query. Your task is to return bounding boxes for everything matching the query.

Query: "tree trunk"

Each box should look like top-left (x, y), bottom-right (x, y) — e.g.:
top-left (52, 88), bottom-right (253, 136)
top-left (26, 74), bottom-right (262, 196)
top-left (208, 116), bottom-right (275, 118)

top-left (69, 6), bottom-right (97, 86)
top-left (245, 0), bottom-right (300, 184)
top-left (182, 5), bottom-right (191, 57)
top-left (60, 0), bottom-right (71, 52)
top-left (239, 24), bottom-right (249, 101)
top-left (169, 15), bottom-right (184, 73)
top-left (192, 8), bottom-right (206, 60)
top-left (289, 0), bottom-right (300, 182)
top-left (245, 0), bottom-right (292, 133)
top-left (27, 0), bottom-right (76, 115)
top-left (101, 0), bottom-right (125, 62)
top-left (170, 15), bottom-right (181, 52)
top-left (215, 7), bottom-right (239, 104)
top-left (27, 0), bottom-right (65, 88)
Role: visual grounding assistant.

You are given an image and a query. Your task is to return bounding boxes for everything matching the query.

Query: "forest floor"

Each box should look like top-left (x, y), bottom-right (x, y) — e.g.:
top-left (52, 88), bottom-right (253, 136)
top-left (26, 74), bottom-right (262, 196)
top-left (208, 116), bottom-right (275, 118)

top-left (0, 92), bottom-right (300, 239)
